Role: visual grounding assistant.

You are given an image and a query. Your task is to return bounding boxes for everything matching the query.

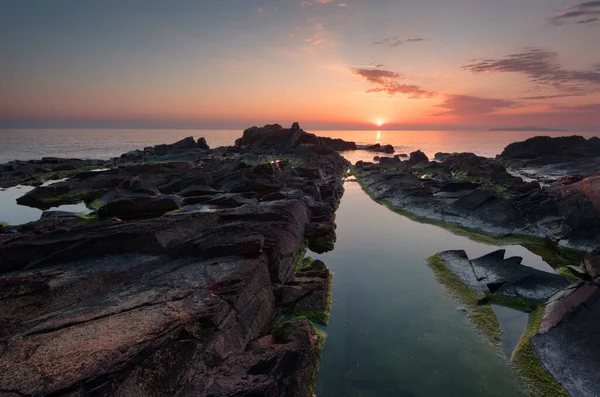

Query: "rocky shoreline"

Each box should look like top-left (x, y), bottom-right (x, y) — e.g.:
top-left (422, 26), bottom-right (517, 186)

top-left (2, 129), bottom-right (600, 396)
top-left (354, 135), bottom-right (600, 397)
top-left (0, 123), bottom-right (348, 396)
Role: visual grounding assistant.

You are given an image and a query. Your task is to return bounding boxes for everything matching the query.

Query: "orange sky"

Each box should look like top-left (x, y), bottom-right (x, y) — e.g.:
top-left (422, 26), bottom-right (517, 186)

top-left (1, 1), bottom-right (600, 130)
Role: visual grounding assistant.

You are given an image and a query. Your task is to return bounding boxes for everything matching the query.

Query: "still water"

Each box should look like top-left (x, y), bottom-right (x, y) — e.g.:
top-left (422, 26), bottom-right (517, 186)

top-left (312, 182), bottom-right (540, 396)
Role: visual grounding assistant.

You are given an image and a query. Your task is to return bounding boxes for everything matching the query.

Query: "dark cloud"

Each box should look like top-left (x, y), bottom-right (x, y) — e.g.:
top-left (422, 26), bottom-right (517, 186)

top-left (373, 37), bottom-right (425, 47)
top-left (434, 95), bottom-right (520, 116)
top-left (520, 93), bottom-right (587, 100)
top-left (550, 1), bottom-right (600, 25)
top-left (353, 68), bottom-right (404, 84)
top-left (576, 17), bottom-right (599, 23)
top-left (366, 84), bottom-right (436, 98)
top-left (352, 68), bottom-right (434, 98)
top-left (569, 1), bottom-right (600, 9)
top-left (462, 47), bottom-right (600, 95)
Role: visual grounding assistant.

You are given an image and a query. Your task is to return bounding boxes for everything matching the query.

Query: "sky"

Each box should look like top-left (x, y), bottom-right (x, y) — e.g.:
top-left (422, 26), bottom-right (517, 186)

top-left (1, 0), bottom-right (600, 131)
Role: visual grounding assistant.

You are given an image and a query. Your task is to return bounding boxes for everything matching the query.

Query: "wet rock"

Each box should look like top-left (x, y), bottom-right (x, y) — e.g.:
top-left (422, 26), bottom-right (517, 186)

top-left (407, 150), bottom-right (429, 165)
top-left (436, 249), bottom-right (570, 301)
top-left (434, 152), bottom-right (453, 162)
top-left (380, 144), bottom-right (395, 153)
top-left (582, 250), bottom-right (600, 280)
top-left (531, 282), bottom-right (600, 397)
top-left (275, 259), bottom-right (331, 313)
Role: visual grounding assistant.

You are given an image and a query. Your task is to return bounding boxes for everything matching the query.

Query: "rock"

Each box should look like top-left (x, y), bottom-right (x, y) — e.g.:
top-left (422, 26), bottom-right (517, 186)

top-left (354, 145), bottom-right (600, 248)
top-left (498, 136), bottom-right (600, 160)
top-left (434, 152), bottom-right (453, 162)
top-left (436, 249), bottom-right (570, 301)
top-left (0, 158), bottom-right (107, 189)
top-left (97, 194), bottom-right (182, 219)
top-left (197, 137), bottom-right (210, 150)
top-left (380, 144), bottom-right (394, 154)
top-left (379, 156), bottom-right (404, 168)
top-left (319, 137), bottom-right (357, 151)
top-left (497, 136), bottom-right (600, 181)
top-left (0, 124), bottom-right (347, 396)
top-left (557, 175), bottom-right (583, 185)
top-left (582, 250), bottom-right (600, 280)
top-left (275, 259), bottom-right (331, 313)
top-left (407, 150), bottom-right (429, 165)
top-left (179, 184), bottom-right (218, 197)
top-left (531, 282), bottom-right (600, 397)
top-left (357, 143), bottom-right (394, 153)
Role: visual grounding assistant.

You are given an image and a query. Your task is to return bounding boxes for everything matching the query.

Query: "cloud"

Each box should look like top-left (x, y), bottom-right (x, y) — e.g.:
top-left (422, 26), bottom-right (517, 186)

top-left (577, 17), bottom-right (599, 23)
top-left (373, 37), bottom-right (425, 47)
top-left (519, 93), bottom-right (588, 100)
top-left (462, 47), bottom-right (600, 95)
top-left (301, 0), bottom-right (334, 5)
top-left (352, 68), bottom-right (435, 98)
top-left (434, 95), bottom-right (520, 116)
top-left (353, 68), bottom-right (404, 84)
top-left (549, 1), bottom-right (600, 25)
top-left (366, 84), bottom-right (436, 98)
top-left (569, 1), bottom-right (600, 9)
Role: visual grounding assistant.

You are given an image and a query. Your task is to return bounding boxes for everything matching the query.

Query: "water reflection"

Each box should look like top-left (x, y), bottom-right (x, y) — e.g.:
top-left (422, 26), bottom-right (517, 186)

top-left (0, 185), bottom-right (91, 225)
top-left (313, 182), bottom-right (530, 396)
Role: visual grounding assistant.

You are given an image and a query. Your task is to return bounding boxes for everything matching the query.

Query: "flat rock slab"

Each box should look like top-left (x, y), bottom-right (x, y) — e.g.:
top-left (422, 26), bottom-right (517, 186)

top-left (531, 282), bottom-right (600, 397)
top-left (436, 249), bottom-right (569, 302)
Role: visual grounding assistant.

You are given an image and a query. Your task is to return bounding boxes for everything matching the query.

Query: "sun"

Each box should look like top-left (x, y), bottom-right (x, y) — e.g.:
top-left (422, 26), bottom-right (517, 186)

top-left (376, 120), bottom-right (383, 127)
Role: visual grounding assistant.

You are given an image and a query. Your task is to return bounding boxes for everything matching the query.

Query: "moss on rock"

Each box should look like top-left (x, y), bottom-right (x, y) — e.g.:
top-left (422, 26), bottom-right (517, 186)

top-left (427, 255), bottom-right (502, 346)
top-left (511, 306), bottom-right (569, 397)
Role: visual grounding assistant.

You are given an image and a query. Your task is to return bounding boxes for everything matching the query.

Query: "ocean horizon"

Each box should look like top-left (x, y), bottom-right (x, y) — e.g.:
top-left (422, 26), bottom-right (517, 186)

top-left (2, 127), bottom-right (599, 164)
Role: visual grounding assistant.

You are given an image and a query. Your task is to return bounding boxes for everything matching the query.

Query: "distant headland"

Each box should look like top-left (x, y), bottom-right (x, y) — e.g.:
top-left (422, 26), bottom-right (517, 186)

top-left (488, 127), bottom-right (566, 132)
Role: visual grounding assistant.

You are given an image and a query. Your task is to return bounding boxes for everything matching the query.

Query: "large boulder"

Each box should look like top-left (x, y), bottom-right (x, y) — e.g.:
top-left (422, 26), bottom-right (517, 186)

top-left (407, 150), bottom-right (429, 165)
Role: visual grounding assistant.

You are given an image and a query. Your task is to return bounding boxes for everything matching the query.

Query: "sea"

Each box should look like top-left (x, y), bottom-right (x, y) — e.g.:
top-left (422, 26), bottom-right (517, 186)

top-left (2, 128), bottom-right (598, 164)
top-left (1, 127), bottom-right (598, 396)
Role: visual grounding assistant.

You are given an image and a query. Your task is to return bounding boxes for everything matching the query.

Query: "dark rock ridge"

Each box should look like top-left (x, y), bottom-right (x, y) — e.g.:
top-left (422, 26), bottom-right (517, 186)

top-left (497, 135), bottom-right (600, 181)
top-left (0, 123), bottom-right (349, 396)
top-left (354, 147), bottom-right (600, 250)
